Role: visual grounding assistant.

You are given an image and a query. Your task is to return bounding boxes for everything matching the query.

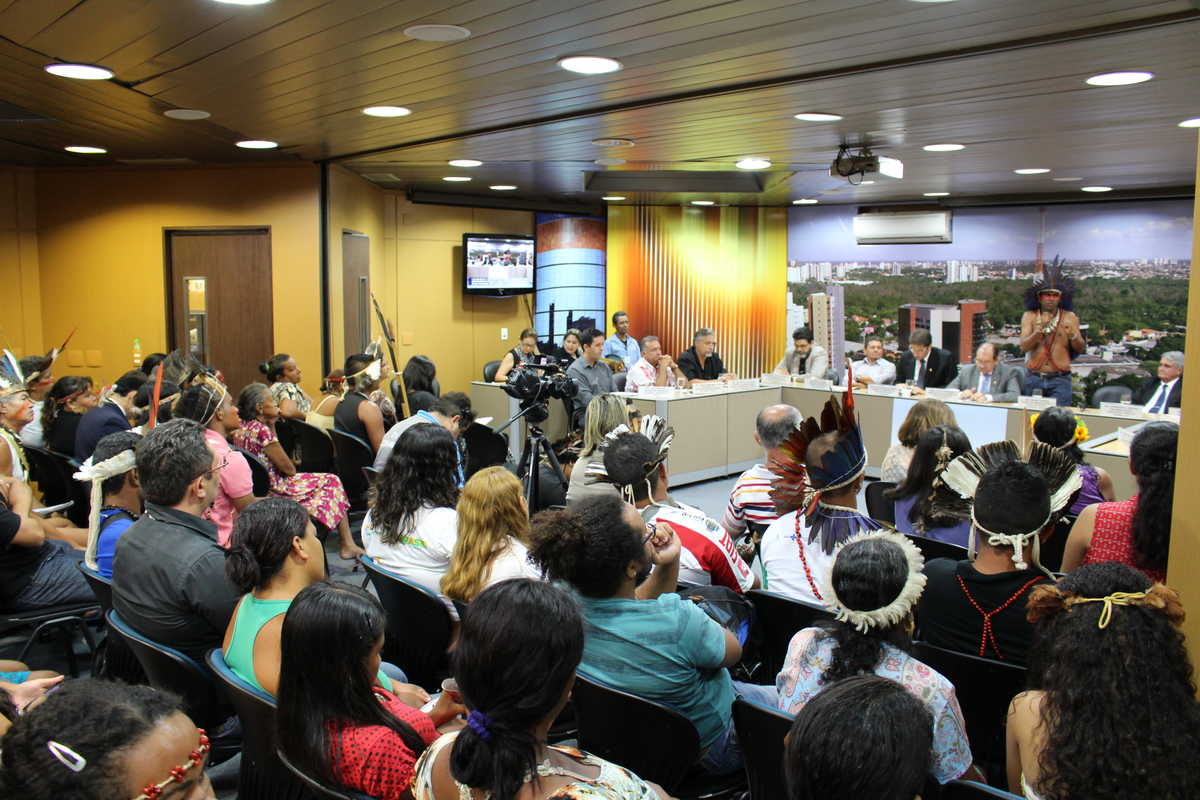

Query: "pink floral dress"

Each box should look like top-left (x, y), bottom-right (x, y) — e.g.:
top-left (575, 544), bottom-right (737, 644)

top-left (231, 419), bottom-right (350, 530)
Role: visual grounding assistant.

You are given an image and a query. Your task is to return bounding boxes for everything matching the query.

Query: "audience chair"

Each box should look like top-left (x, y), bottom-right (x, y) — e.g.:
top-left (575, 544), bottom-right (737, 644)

top-left (747, 589), bottom-right (833, 682)
top-left (232, 444), bottom-right (273, 497)
top-left (1090, 384), bottom-right (1133, 405)
top-left (904, 533), bottom-right (970, 564)
top-left (912, 641), bottom-right (1027, 787)
top-left (731, 697), bottom-right (793, 800)
top-left (0, 601), bottom-right (99, 678)
top-left (359, 556), bottom-right (454, 692)
top-left (572, 674), bottom-right (745, 799)
top-left (941, 780), bottom-right (1024, 799)
top-left (329, 429), bottom-right (374, 512)
top-left (276, 747), bottom-right (378, 800)
top-left (274, 416), bottom-right (299, 461)
top-left (206, 649), bottom-right (311, 800)
top-left (613, 372), bottom-right (628, 392)
top-left (76, 562), bottom-right (144, 683)
top-left (864, 480), bottom-right (897, 524)
top-left (49, 449), bottom-right (90, 527)
top-left (25, 445), bottom-right (89, 526)
top-left (482, 360), bottom-right (502, 383)
top-left (288, 419), bottom-right (337, 474)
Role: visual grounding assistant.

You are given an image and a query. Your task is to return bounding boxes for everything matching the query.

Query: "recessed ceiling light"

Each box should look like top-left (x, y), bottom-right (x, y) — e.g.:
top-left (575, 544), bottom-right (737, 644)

top-left (923, 191), bottom-right (950, 197)
top-left (448, 159), bottom-right (482, 167)
top-left (443, 176), bottom-right (471, 182)
top-left (1086, 71), bottom-right (1153, 86)
top-left (910, 0), bottom-right (959, 3)
top-left (213, 0), bottom-right (271, 4)
top-left (793, 112), bottom-right (843, 122)
top-left (490, 185), bottom-right (517, 190)
top-left (1052, 177), bottom-right (1082, 182)
top-left (923, 143), bottom-right (965, 152)
top-left (592, 137), bottom-right (635, 148)
top-left (558, 56), bottom-right (622, 74)
top-left (859, 180), bottom-right (876, 185)
top-left (163, 108), bottom-right (211, 120)
top-left (362, 106), bottom-right (411, 117)
top-left (236, 140), bottom-right (278, 149)
top-left (64, 146), bottom-right (106, 154)
top-left (1178, 118), bottom-right (1200, 128)
top-left (792, 199), bottom-right (819, 205)
top-left (594, 158), bottom-right (626, 166)
top-left (1081, 185), bottom-right (1113, 192)
top-left (602, 195), bottom-right (626, 201)
top-left (735, 157), bottom-right (772, 170)
top-left (404, 24), bottom-right (471, 41)
top-left (1013, 168), bottom-right (1051, 175)
top-left (691, 200), bottom-right (715, 206)
top-left (44, 63), bottom-right (113, 80)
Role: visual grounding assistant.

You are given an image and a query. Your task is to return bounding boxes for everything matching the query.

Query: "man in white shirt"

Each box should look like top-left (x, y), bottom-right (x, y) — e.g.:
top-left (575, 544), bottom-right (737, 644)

top-left (17, 355), bottom-right (53, 449)
top-left (1134, 351), bottom-right (1184, 414)
top-left (624, 336), bottom-right (685, 393)
top-left (850, 338), bottom-right (896, 386)
top-left (952, 342), bottom-right (1024, 403)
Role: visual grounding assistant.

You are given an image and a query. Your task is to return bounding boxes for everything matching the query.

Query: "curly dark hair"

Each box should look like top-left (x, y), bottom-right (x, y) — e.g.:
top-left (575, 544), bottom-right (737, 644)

top-left (41, 376), bottom-right (93, 439)
top-left (527, 495), bottom-right (645, 598)
top-left (370, 423), bottom-right (459, 543)
top-left (1032, 407), bottom-right (1086, 465)
top-left (886, 425), bottom-right (970, 531)
top-left (1128, 422), bottom-right (1177, 572)
top-left (1024, 562), bottom-right (1199, 800)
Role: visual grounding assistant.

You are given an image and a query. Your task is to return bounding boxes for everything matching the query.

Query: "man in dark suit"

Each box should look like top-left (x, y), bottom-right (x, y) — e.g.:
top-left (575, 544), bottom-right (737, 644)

top-left (1133, 351), bottom-right (1183, 413)
top-left (896, 329), bottom-right (956, 389)
top-left (952, 343), bottom-right (1025, 403)
top-left (75, 371), bottom-right (147, 461)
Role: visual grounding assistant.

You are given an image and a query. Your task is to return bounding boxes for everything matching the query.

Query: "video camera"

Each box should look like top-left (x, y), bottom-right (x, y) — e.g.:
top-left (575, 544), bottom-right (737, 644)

top-left (502, 360), bottom-right (578, 425)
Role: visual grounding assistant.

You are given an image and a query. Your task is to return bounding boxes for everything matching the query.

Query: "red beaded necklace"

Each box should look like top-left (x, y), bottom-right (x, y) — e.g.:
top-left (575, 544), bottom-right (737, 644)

top-left (795, 512), bottom-right (822, 601)
top-left (956, 575), bottom-right (1045, 660)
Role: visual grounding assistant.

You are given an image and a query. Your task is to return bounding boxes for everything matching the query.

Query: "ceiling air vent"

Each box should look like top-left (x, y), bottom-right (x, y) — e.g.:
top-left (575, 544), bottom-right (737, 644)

top-left (585, 171), bottom-right (764, 194)
top-left (363, 173), bottom-right (401, 183)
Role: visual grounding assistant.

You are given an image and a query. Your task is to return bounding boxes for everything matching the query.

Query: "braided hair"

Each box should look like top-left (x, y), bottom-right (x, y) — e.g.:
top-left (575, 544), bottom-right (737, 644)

top-left (1128, 422), bottom-right (1177, 573)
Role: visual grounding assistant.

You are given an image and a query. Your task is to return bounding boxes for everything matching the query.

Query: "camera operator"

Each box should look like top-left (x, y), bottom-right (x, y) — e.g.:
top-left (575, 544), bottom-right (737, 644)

top-left (566, 328), bottom-right (615, 429)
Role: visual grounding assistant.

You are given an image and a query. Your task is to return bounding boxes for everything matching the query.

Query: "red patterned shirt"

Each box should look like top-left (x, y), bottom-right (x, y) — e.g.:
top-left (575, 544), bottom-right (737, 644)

top-left (1082, 495), bottom-right (1167, 583)
top-left (328, 688), bottom-right (441, 799)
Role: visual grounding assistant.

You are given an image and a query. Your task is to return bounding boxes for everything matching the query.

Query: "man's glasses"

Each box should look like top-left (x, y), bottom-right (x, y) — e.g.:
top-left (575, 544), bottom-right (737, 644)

top-left (200, 454), bottom-right (230, 479)
top-left (641, 521), bottom-right (657, 546)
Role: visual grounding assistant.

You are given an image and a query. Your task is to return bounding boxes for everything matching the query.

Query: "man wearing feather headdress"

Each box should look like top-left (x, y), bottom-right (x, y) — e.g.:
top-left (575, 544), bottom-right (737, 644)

top-left (1020, 257), bottom-right (1084, 406)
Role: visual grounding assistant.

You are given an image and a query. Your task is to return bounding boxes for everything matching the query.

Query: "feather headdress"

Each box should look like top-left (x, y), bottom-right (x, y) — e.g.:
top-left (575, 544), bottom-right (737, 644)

top-left (0, 350), bottom-right (27, 400)
top-left (818, 530), bottom-right (926, 633)
top-left (1024, 255), bottom-right (1076, 311)
top-left (585, 415), bottom-right (674, 504)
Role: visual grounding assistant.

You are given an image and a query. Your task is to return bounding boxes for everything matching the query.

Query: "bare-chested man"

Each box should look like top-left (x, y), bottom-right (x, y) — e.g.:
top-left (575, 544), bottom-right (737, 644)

top-left (1020, 283), bottom-right (1084, 406)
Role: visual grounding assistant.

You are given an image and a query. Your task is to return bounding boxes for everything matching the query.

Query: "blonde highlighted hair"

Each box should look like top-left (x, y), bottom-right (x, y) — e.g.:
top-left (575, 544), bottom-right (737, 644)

top-left (441, 467), bottom-right (530, 603)
top-left (897, 398), bottom-right (958, 447)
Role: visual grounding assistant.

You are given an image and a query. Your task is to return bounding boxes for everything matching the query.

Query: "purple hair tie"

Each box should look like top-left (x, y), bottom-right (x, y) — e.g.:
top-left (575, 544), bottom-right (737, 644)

top-left (466, 709), bottom-right (493, 741)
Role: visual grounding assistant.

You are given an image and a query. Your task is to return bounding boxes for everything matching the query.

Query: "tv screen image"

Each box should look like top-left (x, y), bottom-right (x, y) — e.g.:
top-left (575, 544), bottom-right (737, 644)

top-left (463, 233), bottom-right (535, 296)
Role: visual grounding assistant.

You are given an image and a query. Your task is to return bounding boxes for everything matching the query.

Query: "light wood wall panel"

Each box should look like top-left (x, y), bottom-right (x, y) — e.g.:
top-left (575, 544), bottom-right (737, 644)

top-left (0, 168), bottom-right (41, 357)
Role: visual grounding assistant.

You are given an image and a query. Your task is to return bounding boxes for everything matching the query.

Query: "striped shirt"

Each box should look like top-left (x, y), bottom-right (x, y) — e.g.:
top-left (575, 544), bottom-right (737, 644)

top-left (722, 464), bottom-right (779, 536)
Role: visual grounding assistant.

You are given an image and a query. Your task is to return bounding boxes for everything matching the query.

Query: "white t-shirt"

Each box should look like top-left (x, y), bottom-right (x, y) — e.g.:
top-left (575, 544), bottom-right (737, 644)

top-left (645, 502), bottom-right (755, 593)
top-left (362, 504), bottom-right (459, 619)
top-left (19, 400), bottom-right (45, 449)
top-left (482, 539), bottom-right (543, 588)
top-left (759, 510), bottom-right (835, 606)
top-left (624, 358), bottom-right (659, 393)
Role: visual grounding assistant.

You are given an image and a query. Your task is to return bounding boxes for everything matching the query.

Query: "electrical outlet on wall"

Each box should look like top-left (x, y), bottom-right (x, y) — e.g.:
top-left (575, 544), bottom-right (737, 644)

top-left (501, 328), bottom-right (509, 341)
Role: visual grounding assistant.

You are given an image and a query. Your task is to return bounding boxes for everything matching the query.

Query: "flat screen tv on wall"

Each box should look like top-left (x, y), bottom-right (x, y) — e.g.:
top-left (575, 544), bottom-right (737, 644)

top-left (462, 233), bottom-right (536, 297)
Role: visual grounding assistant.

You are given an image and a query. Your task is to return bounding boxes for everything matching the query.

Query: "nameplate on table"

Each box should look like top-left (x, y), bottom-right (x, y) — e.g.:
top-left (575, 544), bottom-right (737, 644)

top-left (924, 387), bottom-right (959, 402)
top-left (805, 377), bottom-right (833, 390)
top-left (866, 383), bottom-right (900, 397)
top-left (1099, 402), bottom-right (1146, 419)
top-left (1017, 396), bottom-right (1057, 411)
top-left (692, 382), bottom-right (727, 394)
top-left (760, 373), bottom-right (791, 386)
top-left (638, 386), bottom-right (678, 399)
top-left (1116, 424), bottom-right (1146, 447)
top-left (726, 378), bottom-right (761, 391)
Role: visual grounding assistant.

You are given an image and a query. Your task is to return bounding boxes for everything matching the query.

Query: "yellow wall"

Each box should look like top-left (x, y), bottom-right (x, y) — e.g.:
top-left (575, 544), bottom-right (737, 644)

top-left (0, 168), bottom-right (42, 358)
top-left (35, 164), bottom-right (321, 394)
top-left (326, 164), bottom-right (387, 368)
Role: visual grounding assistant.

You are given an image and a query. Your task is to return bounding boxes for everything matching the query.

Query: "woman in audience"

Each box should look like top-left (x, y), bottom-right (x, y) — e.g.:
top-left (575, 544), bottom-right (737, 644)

top-left (1062, 420), bottom-right (1176, 580)
top-left (493, 328), bottom-right (540, 384)
top-left (232, 382), bottom-right (359, 559)
top-left (1032, 407), bottom-right (1113, 514)
top-left (412, 579), bottom-right (672, 800)
top-left (140, 352), bottom-right (168, 376)
top-left (776, 530), bottom-right (975, 784)
top-left (441, 467), bottom-right (540, 606)
top-left (403, 355), bottom-right (439, 399)
top-left (0, 680), bottom-right (215, 800)
top-left (362, 423), bottom-right (461, 616)
top-left (277, 581), bottom-right (462, 800)
top-left (42, 376), bottom-right (97, 455)
top-left (307, 368), bottom-right (344, 430)
top-left (335, 352), bottom-right (387, 451)
top-left (886, 425), bottom-right (972, 546)
top-left (260, 352), bottom-right (310, 420)
top-left (880, 399), bottom-right (957, 483)
top-left (553, 327), bottom-right (584, 367)
top-left (565, 394), bottom-right (632, 505)
top-left (1008, 562), bottom-right (1200, 800)
top-left (785, 674), bottom-right (933, 800)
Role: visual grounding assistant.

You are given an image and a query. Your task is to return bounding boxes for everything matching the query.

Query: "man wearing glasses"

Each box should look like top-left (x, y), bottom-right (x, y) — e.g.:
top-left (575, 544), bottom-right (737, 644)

top-left (112, 418), bottom-right (241, 666)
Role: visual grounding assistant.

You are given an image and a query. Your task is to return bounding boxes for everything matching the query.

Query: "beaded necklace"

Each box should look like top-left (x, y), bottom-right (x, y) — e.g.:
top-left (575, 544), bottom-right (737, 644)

top-left (0, 424), bottom-right (29, 477)
top-left (956, 574), bottom-right (1045, 660)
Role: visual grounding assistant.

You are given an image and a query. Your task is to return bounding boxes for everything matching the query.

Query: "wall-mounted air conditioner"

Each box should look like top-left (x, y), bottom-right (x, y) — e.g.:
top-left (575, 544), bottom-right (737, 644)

top-left (853, 209), bottom-right (952, 244)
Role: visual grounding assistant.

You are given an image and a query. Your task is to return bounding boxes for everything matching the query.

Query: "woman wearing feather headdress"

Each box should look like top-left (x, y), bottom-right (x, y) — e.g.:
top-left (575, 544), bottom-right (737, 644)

top-left (0, 355), bottom-right (36, 480)
top-left (1020, 257), bottom-right (1084, 406)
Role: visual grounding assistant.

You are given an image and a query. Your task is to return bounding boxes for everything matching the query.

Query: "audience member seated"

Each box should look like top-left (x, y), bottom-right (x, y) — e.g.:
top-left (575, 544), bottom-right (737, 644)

top-left (952, 343), bottom-right (1024, 403)
top-left (307, 369), bottom-right (343, 430)
top-left (566, 395), bottom-right (630, 506)
top-left (624, 335), bottom-right (685, 393)
top-left (774, 326), bottom-right (828, 380)
top-left (79, 431), bottom-right (142, 579)
top-left (1032, 407), bottom-right (1113, 515)
top-left (0, 475), bottom-right (93, 611)
top-left (373, 393), bottom-right (471, 483)
top-left (602, 310), bottom-right (641, 368)
top-left (850, 337), bottom-right (896, 386)
top-left (175, 381), bottom-right (256, 547)
top-left (896, 329), bottom-right (956, 389)
top-left (441, 467), bottom-right (540, 606)
top-left (232, 383), bottom-right (358, 559)
top-left (75, 370), bottom-right (146, 461)
top-left (0, 680), bottom-right (215, 800)
top-left (260, 352), bottom-right (310, 420)
top-left (760, 392), bottom-right (881, 605)
top-left (493, 327), bottom-right (542, 384)
top-left (139, 352), bottom-right (167, 377)
top-left (920, 443), bottom-right (1082, 666)
top-left (402, 355), bottom-right (440, 404)
top-left (0, 382), bottom-right (35, 479)
top-left (1008, 563), bottom-right (1200, 800)
top-left (530, 497), bottom-right (771, 775)
top-left (776, 531), bottom-right (976, 784)
top-left (362, 424), bottom-right (462, 617)
top-left (277, 582), bottom-right (463, 800)
top-left (784, 674), bottom-right (932, 800)
top-left (1063, 420), bottom-right (1176, 581)
top-left (724, 404), bottom-right (800, 558)
top-left (552, 327), bottom-right (583, 368)
top-left (678, 327), bottom-right (736, 386)
top-left (1133, 350), bottom-right (1184, 413)
top-left (16, 355), bottom-right (53, 449)
top-left (880, 398), bottom-right (957, 483)
top-left (886, 425), bottom-right (972, 546)
top-left (412, 579), bottom-right (672, 800)
top-left (41, 376), bottom-right (97, 455)
top-left (567, 328), bottom-right (615, 422)
top-left (112, 418), bottom-right (240, 664)
top-left (335, 352), bottom-right (387, 451)
top-left (132, 378), bottom-right (180, 430)
top-left (596, 418), bottom-right (756, 593)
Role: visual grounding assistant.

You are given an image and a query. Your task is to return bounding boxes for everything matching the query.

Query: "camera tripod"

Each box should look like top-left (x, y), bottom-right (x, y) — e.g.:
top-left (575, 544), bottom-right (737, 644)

top-left (496, 401), bottom-right (568, 512)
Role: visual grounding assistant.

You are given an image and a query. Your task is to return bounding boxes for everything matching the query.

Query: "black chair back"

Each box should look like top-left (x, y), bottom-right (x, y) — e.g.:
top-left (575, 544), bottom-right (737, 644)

top-left (329, 429), bottom-right (373, 511)
top-left (941, 779), bottom-right (1024, 799)
top-left (276, 747), bottom-right (378, 800)
top-left (289, 419), bottom-right (336, 474)
top-left (904, 533), bottom-right (970, 564)
top-left (864, 480), bottom-right (897, 524)
top-left (613, 372), bottom-right (628, 392)
top-left (48, 449), bottom-right (90, 527)
top-left (76, 563), bottom-right (144, 683)
top-left (747, 589), bottom-right (833, 681)
top-left (482, 360), bottom-right (502, 383)
top-left (359, 556), bottom-right (454, 692)
top-left (462, 421), bottom-right (508, 477)
top-left (26, 446), bottom-right (87, 525)
top-left (1091, 384), bottom-right (1133, 405)
top-left (732, 698), bottom-right (793, 800)
top-left (275, 416), bottom-right (299, 460)
top-left (0, 602), bottom-right (99, 677)
top-left (232, 444), bottom-right (272, 497)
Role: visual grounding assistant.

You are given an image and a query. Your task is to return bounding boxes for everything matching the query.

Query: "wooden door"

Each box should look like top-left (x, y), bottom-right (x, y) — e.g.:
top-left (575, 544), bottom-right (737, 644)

top-left (166, 228), bottom-right (273, 395)
top-left (342, 232), bottom-right (370, 355)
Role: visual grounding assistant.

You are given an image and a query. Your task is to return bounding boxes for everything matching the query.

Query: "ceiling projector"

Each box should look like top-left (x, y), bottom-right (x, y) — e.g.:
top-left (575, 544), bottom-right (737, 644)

top-left (830, 146), bottom-right (903, 182)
